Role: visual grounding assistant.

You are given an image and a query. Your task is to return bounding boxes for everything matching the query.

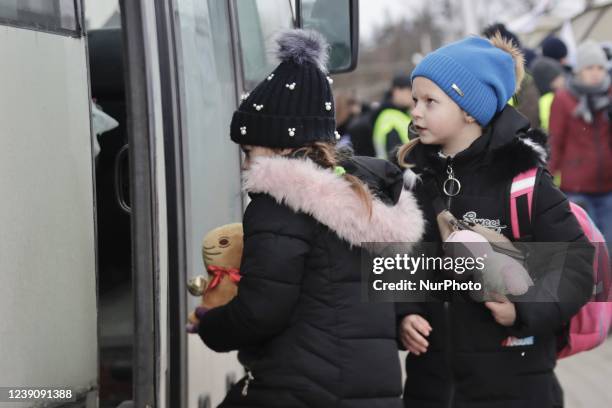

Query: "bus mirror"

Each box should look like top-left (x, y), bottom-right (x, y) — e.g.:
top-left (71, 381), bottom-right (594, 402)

top-left (296, 0), bottom-right (359, 74)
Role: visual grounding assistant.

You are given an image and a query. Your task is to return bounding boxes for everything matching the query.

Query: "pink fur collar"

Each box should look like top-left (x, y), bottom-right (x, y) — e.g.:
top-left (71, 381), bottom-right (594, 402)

top-left (243, 156), bottom-right (425, 247)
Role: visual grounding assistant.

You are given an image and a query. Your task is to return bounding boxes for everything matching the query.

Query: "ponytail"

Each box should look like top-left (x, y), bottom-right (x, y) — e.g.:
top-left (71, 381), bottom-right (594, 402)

top-left (396, 137), bottom-right (421, 169)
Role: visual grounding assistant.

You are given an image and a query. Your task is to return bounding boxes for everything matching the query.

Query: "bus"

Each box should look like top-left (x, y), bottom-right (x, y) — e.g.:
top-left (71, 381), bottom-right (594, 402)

top-left (0, 1), bottom-right (358, 407)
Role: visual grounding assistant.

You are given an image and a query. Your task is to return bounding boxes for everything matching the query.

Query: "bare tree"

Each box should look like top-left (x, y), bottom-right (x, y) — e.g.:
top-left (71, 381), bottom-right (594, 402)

top-left (332, 0), bottom-right (544, 102)
top-left (333, 10), bottom-right (444, 102)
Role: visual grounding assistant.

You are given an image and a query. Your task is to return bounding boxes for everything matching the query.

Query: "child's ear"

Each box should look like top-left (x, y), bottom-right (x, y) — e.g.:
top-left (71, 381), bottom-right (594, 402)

top-left (463, 112), bottom-right (476, 124)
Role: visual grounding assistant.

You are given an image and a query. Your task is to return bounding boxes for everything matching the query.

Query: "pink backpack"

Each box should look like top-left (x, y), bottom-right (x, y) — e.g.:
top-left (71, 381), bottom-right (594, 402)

top-left (511, 168), bottom-right (612, 359)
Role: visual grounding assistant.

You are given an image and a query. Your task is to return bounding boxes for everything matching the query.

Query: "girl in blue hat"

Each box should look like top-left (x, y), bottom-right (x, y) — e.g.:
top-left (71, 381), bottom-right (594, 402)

top-left (395, 34), bottom-right (594, 408)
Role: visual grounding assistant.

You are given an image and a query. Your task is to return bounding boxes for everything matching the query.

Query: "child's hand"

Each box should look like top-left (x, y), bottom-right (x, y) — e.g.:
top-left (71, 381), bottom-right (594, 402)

top-left (484, 293), bottom-right (516, 327)
top-left (186, 306), bottom-right (209, 334)
top-left (399, 314), bottom-right (432, 355)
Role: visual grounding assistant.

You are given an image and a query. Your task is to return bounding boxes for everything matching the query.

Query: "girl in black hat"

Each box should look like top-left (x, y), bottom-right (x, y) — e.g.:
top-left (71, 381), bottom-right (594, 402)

top-left (190, 29), bottom-right (425, 408)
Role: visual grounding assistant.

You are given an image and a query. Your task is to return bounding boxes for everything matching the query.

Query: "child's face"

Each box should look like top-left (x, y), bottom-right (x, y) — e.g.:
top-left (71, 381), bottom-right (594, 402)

top-left (577, 65), bottom-right (607, 86)
top-left (411, 77), bottom-right (468, 146)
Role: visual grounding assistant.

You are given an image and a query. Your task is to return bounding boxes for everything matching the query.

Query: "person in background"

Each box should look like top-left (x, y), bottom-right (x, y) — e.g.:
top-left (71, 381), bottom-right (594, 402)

top-left (372, 74), bottom-right (414, 160)
top-left (483, 23), bottom-right (541, 128)
top-left (602, 42), bottom-right (612, 78)
top-left (548, 39), bottom-right (612, 252)
top-left (542, 36), bottom-right (572, 74)
top-left (333, 90), bottom-right (361, 149)
top-left (523, 47), bottom-right (538, 70)
top-left (531, 56), bottom-right (566, 130)
top-left (346, 100), bottom-right (377, 157)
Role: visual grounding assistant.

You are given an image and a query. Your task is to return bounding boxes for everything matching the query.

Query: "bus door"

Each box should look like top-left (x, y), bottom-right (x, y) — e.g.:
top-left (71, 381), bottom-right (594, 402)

top-left (0, 1), bottom-right (98, 406)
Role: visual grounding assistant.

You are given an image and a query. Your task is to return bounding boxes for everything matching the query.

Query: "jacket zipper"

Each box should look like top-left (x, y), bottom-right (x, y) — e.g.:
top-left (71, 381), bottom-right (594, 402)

top-left (444, 157), bottom-right (456, 407)
top-left (444, 157), bottom-right (458, 209)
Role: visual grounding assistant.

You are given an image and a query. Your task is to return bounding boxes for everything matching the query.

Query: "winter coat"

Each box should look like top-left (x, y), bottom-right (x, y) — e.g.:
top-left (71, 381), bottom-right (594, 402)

top-left (548, 87), bottom-right (612, 193)
top-left (510, 72), bottom-right (541, 130)
top-left (397, 106), bottom-right (594, 408)
top-left (372, 101), bottom-right (412, 160)
top-left (346, 110), bottom-right (376, 157)
top-left (198, 155), bottom-right (425, 408)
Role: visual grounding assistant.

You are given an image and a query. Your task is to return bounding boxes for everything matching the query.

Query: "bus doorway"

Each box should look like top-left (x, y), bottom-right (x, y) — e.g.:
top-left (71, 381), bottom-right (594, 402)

top-left (87, 17), bottom-right (134, 408)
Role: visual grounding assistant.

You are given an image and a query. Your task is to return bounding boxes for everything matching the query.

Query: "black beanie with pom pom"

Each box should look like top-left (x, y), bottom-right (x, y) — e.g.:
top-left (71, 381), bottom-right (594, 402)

top-left (230, 29), bottom-right (338, 148)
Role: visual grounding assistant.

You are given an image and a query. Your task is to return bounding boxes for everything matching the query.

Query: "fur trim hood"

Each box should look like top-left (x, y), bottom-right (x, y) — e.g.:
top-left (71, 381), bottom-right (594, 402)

top-left (243, 156), bottom-right (425, 247)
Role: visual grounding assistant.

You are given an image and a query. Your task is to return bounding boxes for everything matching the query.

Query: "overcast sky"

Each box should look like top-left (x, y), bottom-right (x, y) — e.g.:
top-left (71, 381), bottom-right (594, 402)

top-left (359, 0), bottom-right (421, 41)
top-left (357, 0), bottom-right (601, 41)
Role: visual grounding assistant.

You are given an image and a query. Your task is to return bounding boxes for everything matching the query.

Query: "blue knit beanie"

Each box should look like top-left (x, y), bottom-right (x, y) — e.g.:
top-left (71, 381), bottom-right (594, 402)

top-left (412, 36), bottom-right (516, 126)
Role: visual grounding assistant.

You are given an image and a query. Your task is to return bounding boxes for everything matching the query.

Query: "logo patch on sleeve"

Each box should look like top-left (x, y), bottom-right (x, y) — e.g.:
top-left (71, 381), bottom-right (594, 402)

top-left (501, 336), bottom-right (534, 347)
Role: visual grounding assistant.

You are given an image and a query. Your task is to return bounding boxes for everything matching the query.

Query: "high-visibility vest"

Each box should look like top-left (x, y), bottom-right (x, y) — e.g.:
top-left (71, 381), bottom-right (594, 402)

top-left (538, 92), bottom-right (559, 184)
top-left (372, 108), bottom-right (411, 159)
top-left (539, 92), bottom-right (555, 131)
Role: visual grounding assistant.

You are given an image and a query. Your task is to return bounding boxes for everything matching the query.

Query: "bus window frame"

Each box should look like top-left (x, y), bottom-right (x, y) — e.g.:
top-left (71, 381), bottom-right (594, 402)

top-left (118, 0), bottom-right (159, 406)
top-left (0, 0), bottom-right (83, 38)
top-left (157, 1), bottom-right (248, 407)
top-left (295, 0), bottom-right (359, 73)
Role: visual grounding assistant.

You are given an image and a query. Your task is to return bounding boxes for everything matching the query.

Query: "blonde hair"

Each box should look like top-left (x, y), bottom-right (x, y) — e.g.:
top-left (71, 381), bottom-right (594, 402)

top-left (396, 134), bottom-right (421, 170)
top-left (288, 142), bottom-right (374, 217)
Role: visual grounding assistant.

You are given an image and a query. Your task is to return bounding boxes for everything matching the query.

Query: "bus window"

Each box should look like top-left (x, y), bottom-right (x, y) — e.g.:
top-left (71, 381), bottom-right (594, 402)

top-left (0, 0), bottom-right (79, 35)
top-left (85, 0), bottom-right (120, 30)
top-left (297, 0), bottom-right (357, 72)
top-left (236, 0), bottom-right (294, 88)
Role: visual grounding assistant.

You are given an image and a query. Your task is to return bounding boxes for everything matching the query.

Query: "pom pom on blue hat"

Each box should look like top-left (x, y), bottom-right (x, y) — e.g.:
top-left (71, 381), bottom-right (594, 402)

top-left (412, 36), bottom-right (516, 126)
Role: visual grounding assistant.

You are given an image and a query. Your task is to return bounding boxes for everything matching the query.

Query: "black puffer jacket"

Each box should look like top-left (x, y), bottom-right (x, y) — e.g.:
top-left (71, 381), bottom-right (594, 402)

top-left (397, 106), bottom-right (594, 408)
top-left (198, 155), bottom-right (425, 408)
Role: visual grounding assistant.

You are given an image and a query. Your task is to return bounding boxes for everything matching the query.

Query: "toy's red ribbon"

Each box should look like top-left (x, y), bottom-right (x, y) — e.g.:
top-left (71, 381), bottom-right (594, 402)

top-left (207, 265), bottom-right (241, 290)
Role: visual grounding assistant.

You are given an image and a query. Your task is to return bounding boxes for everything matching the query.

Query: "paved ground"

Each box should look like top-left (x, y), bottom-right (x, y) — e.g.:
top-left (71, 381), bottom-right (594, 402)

top-left (556, 336), bottom-right (612, 407)
top-left (399, 336), bottom-right (612, 406)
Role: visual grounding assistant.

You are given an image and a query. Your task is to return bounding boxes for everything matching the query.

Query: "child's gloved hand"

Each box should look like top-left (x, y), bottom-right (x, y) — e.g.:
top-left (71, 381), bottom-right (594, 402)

top-left (484, 293), bottom-right (516, 327)
top-left (400, 314), bottom-right (432, 356)
top-left (185, 306), bottom-right (209, 334)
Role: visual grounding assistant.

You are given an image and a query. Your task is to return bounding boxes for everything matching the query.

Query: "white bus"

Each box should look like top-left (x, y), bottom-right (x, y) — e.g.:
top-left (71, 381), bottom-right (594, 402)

top-left (0, 1), bottom-right (357, 407)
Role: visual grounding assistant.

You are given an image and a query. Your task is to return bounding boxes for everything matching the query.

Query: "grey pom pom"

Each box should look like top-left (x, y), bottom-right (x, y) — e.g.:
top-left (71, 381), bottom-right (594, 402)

top-left (276, 29), bottom-right (330, 73)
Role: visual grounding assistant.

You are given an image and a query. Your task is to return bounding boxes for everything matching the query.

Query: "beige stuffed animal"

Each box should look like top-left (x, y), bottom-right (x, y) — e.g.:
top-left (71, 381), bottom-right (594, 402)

top-left (187, 223), bottom-right (243, 327)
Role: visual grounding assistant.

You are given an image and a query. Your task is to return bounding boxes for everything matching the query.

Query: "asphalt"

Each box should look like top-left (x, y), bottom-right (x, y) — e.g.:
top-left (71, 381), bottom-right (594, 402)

top-left (556, 336), bottom-right (612, 407)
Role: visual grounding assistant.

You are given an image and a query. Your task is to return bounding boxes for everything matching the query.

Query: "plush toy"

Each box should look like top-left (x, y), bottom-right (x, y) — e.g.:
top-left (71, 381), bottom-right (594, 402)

top-left (444, 229), bottom-right (533, 300)
top-left (187, 223), bottom-right (243, 328)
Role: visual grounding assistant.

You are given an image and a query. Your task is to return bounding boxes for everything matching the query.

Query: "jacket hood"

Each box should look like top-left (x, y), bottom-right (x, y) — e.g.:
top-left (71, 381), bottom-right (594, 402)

top-left (243, 155), bottom-right (425, 247)
top-left (341, 156), bottom-right (404, 205)
top-left (406, 105), bottom-right (548, 183)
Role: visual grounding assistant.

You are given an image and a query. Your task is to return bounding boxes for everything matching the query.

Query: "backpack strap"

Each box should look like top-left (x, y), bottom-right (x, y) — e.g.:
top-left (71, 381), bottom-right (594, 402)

top-left (510, 167), bottom-right (540, 240)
